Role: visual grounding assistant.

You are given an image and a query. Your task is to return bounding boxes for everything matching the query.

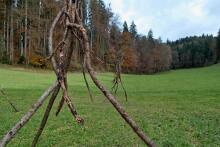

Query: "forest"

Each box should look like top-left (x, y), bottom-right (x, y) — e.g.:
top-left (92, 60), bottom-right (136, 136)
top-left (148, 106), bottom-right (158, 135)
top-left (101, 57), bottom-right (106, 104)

top-left (0, 0), bottom-right (220, 74)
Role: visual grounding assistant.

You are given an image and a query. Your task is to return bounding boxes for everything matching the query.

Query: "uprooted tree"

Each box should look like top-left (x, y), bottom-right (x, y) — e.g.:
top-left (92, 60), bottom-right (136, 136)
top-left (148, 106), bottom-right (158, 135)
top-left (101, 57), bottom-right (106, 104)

top-left (0, 1), bottom-right (155, 147)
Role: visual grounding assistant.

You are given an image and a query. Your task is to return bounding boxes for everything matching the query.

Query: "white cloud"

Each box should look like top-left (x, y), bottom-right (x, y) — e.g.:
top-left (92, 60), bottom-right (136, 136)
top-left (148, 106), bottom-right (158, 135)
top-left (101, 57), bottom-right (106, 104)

top-left (104, 0), bottom-right (220, 41)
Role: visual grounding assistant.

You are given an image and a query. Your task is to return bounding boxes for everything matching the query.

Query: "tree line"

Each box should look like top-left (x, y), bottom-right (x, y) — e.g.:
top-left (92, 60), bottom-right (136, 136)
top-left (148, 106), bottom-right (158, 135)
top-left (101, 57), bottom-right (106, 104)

top-left (0, 0), bottom-right (219, 74)
top-left (169, 33), bottom-right (220, 69)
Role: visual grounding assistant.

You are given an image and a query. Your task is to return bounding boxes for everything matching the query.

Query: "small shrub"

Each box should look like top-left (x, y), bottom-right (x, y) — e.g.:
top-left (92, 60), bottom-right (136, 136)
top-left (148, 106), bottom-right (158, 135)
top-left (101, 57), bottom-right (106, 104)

top-left (30, 55), bottom-right (46, 68)
top-left (0, 51), bottom-right (9, 64)
top-left (17, 56), bottom-right (26, 64)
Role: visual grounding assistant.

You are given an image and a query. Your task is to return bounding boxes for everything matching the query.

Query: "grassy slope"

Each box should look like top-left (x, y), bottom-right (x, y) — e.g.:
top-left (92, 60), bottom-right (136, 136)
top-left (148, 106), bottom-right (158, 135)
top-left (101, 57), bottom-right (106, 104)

top-left (0, 64), bottom-right (220, 146)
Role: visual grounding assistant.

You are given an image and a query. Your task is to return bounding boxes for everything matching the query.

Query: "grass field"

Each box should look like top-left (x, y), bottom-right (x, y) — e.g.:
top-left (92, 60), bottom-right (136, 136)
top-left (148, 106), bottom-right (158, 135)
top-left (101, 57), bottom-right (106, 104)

top-left (0, 64), bottom-right (220, 147)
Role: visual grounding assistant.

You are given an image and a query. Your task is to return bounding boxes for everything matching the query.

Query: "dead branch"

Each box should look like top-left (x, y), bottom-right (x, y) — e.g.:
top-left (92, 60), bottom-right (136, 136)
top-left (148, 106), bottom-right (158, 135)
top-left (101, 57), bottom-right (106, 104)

top-left (0, 88), bottom-right (19, 112)
top-left (31, 85), bottom-right (61, 147)
top-left (111, 56), bottom-right (128, 101)
top-left (81, 56), bottom-right (94, 102)
top-left (0, 82), bottom-right (58, 147)
top-left (79, 40), bottom-right (93, 102)
top-left (62, 4), bottom-right (84, 124)
top-left (48, 6), bottom-right (83, 124)
top-left (49, 10), bottom-right (65, 75)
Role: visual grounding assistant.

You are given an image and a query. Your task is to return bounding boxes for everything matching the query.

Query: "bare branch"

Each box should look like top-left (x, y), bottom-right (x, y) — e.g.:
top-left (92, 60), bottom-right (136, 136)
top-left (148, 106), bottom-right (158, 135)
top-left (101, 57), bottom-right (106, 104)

top-left (31, 85), bottom-right (61, 147)
top-left (0, 88), bottom-right (19, 112)
top-left (55, 96), bottom-right (65, 116)
top-left (80, 49), bottom-right (93, 102)
top-left (49, 10), bottom-right (65, 75)
top-left (0, 82), bottom-right (59, 147)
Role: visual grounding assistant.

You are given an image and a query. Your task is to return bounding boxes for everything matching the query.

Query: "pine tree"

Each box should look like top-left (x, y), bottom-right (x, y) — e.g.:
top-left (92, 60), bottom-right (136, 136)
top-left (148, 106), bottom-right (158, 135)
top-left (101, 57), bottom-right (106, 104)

top-left (123, 21), bottom-right (128, 33)
top-left (129, 21), bottom-right (137, 38)
top-left (217, 29), bottom-right (220, 62)
top-left (147, 29), bottom-right (154, 40)
top-left (147, 29), bottom-right (155, 48)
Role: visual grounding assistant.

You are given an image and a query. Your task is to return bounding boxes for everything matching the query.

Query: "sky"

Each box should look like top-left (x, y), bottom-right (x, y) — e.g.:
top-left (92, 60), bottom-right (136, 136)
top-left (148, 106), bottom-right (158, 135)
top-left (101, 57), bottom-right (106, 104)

top-left (103, 0), bottom-right (220, 41)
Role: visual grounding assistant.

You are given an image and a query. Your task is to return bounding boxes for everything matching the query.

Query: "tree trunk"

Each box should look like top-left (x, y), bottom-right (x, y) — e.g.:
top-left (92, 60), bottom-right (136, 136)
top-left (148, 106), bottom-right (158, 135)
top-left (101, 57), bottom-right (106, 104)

top-left (10, 4), bottom-right (14, 63)
top-left (38, 0), bottom-right (41, 52)
top-left (24, 0), bottom-right (28, 64)
top-left (3, 3), bottom-right (6, 53)
top-left (6, 3), bottom-right (10, 61)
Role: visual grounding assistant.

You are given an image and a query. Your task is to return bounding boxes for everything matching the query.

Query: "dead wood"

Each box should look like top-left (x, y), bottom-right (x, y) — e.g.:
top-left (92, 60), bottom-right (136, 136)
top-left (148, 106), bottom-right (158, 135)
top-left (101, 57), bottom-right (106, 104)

top-left (0, 82), bottom-right (58, 147)
top-left (0, 88), bottom-right (19, 112)
top-left (111, 55), bottom-right (128, 101)
top-left (31, 85), bottom-right (61, 147)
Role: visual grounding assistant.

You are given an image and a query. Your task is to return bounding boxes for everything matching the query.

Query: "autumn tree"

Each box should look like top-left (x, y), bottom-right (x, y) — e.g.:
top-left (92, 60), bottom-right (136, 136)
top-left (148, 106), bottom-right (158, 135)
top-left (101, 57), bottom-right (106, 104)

top-left (105, 19), bottom-right (121, 69)
top-left (88, 0), bottom-right (113, 65)
top-left (120, 24), bottom-right (137, 73)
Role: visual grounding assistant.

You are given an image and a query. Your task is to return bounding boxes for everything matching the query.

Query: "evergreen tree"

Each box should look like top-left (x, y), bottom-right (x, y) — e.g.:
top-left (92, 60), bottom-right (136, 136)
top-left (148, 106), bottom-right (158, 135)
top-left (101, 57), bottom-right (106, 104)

top-left (147, 29), bottom-right (155, 48)
top-left (147, 29), bottom-right (154, 40)
top-left (157, 37), bottom-right (162, 44)
top-left (129, 21), bottom-right (137, 38)
top-left (169, 35), bottom-right (216, 68)
top-left (217, 29), bottom-right (220, 62)
top-left (123, 21), bottom-right (128, 32)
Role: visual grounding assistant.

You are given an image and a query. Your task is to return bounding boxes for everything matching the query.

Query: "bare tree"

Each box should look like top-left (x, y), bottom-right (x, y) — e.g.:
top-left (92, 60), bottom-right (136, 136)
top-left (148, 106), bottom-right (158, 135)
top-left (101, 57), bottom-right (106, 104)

top-left (0, 1), bottom-right (155, 147)
top-left (24, 0), bottom-right (28, 63)
top-left (9, 2), bottom-right (14, 63)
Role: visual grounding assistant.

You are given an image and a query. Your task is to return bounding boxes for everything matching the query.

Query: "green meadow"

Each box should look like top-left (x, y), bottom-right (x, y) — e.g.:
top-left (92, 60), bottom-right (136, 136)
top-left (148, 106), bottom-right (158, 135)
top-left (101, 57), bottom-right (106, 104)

top-left (0, 64), bottom-right (220, 146)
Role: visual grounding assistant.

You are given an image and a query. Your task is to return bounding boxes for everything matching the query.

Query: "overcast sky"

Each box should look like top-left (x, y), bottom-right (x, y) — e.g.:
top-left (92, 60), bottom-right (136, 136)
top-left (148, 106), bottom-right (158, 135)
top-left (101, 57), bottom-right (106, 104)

top-left (103, 0), bottom-right (220, 41)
